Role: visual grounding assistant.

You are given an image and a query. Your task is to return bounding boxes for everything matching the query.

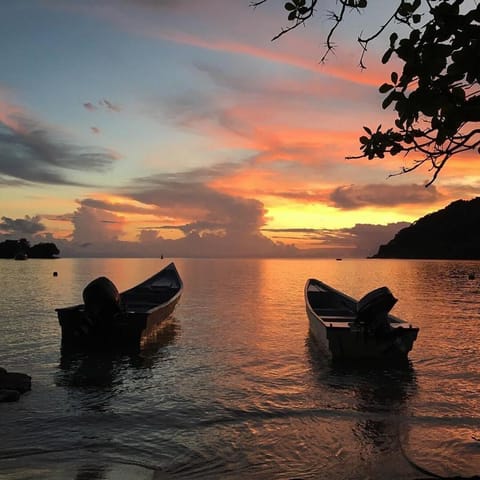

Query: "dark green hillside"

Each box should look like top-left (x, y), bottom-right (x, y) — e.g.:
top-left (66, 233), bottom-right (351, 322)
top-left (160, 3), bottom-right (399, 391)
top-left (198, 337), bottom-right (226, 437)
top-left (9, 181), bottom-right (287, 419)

top-left (373, 197), bottom-right (480, 259)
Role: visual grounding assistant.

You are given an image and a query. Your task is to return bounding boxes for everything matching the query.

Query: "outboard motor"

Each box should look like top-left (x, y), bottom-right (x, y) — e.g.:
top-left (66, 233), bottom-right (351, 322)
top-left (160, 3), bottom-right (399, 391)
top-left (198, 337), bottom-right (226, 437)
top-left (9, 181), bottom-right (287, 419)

top-left (356, 286), bottom-right (397, 335)
top-left (82, 276), bottom-right (122, 328)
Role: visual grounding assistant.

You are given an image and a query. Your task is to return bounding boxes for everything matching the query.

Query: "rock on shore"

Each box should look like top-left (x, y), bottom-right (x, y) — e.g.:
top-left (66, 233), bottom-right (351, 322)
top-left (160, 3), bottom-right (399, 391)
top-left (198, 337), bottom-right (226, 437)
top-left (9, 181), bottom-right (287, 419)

top-left (0, 367), bottom-right (31, 402)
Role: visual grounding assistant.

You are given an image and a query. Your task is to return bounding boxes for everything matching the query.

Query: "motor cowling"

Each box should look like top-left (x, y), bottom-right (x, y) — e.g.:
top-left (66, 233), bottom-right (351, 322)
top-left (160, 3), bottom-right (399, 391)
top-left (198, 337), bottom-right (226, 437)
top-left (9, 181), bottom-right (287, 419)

top-left (82, 276), bottom-right (122, 327)
top-left (356, 286), bottom-right (397, 334)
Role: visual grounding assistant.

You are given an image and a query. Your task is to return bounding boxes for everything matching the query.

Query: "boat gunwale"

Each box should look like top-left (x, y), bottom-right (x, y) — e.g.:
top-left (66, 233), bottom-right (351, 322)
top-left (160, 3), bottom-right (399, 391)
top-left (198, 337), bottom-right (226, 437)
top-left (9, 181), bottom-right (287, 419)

top-left (56, 262), bottom-right (183, 315)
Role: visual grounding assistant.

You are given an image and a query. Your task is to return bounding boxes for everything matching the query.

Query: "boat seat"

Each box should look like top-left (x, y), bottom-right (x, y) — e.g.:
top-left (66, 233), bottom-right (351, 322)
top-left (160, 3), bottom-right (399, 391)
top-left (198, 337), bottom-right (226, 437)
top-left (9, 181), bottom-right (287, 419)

top-left (314, 307), bottom-right (353, 317)
top-left (321, 315), bottom-right (357, 322)
top-left (149, 283), bottom-right (175, 290)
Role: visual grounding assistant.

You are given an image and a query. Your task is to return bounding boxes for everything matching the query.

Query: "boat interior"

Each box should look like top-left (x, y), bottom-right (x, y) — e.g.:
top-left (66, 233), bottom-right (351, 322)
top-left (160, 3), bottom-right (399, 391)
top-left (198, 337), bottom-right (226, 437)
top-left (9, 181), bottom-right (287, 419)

top-left (307, 283), bottom-right (356, 322)
top-left (122, 285), bottom-right (179, 312)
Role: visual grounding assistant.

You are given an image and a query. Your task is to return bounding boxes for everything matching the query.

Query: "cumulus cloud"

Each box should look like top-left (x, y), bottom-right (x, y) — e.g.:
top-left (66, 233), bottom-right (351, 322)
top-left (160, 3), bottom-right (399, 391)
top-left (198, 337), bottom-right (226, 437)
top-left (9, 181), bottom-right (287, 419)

top-left (264, 222), bottom-right (410, 258)
top-left (71, 206), bottom-right (125, 244)
top-left (330, 183), bottom-right (442, 209)
top-left (0, 115), bottom-right (118, 186)
top-left (0, 215), bottom-right (46, 235)
top-left (129, 175), bottom-right (267, 235)
top-left (137, 229), bottom-right (161, 243)
top-left (52, 162), bottom-right (300, 257)
top-left (342, 222), bottom-right (411, 257)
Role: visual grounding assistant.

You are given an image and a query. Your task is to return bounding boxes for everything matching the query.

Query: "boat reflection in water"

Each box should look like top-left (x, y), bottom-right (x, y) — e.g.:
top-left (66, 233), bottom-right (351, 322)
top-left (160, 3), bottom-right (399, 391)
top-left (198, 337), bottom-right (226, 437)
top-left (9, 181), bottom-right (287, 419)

top-left (306, 337), bottom-right (421, 479)
top-left (73, 464), bottom-right (106, 480)
top-left (53, 319), bottom-right (178, 480)
top-left (56, 318), bottom-right (178, 390)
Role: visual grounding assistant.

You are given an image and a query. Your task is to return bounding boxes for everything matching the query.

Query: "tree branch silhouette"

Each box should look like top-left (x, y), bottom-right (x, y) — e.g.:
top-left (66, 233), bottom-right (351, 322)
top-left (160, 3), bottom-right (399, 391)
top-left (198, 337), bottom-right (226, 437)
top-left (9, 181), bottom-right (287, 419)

top-left (253, 0), bottom-right (480, 185)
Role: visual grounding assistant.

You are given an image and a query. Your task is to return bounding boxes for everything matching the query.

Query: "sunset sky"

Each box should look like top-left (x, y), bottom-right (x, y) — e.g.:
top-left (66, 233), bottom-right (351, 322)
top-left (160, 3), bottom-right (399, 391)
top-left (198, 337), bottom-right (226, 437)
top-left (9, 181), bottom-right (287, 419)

top-left (1, 0), bottom-right (479, 258)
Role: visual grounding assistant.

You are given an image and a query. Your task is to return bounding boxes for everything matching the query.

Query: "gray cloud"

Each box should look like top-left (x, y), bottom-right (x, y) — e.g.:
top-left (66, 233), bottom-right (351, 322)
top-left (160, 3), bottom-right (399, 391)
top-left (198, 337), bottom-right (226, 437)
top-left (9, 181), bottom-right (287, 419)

top-left (0, 215), bottom-right (46, 235)
top-left (330, 183), bottom-right (442, 209)
top-left (264, 222), bottom-right (410, 258)
top-left (55, 220), bottom-right (408, 258)
top-left (79, 198), bottom-right (154, 215)
top-left (129, 176), bottom-right (267, 235)
top-left (263, 227), bottom-right (321, 234)
top-left (99, 99), bottom-right (121, 112)
top-left (84, 99), bottom-right (121, 113)
top-left (336, 223), bottom-right (411, 257)
top-left (0, 116), bottom-right (118, 186)
top-left (157, 89), bottom-right (254, 141)
top-left (71, 206), bottom-right (124, 244)
top-left (83, 102), bottom-right (97, 111)
top-left (0, 175), bottom-right (29, 187)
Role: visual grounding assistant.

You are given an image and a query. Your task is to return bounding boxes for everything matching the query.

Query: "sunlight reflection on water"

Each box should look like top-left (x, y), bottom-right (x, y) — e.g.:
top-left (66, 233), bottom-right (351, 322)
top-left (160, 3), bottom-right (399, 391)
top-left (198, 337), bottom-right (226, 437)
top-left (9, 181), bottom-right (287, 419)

top-left (1, 258), bottom-right (480, 479)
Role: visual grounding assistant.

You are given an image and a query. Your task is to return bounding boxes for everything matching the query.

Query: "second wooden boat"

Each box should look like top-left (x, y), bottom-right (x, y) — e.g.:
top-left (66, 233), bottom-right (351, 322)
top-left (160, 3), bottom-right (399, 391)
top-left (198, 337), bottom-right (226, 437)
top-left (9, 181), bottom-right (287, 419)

top-left (305, 278), bottom-right (418, 361)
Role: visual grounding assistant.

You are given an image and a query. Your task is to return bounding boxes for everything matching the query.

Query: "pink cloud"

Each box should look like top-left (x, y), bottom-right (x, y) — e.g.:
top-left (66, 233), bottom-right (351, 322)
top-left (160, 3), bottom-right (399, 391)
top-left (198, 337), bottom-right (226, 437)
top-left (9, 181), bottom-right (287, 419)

top-left (155, 30), bottom-right (386, 88)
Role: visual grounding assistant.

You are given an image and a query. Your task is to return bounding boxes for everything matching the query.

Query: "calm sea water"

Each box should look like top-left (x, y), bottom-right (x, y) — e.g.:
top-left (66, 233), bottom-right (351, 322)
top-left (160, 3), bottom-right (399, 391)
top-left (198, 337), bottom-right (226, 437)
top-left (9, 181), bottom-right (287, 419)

top-left (1, 258), bottom-right (480, 480)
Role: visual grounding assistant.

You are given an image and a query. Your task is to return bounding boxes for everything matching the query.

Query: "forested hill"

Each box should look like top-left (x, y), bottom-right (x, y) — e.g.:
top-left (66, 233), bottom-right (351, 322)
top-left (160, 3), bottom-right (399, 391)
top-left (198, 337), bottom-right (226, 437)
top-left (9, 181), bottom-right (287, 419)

top-left (372, 197), bottom-right (480, 259)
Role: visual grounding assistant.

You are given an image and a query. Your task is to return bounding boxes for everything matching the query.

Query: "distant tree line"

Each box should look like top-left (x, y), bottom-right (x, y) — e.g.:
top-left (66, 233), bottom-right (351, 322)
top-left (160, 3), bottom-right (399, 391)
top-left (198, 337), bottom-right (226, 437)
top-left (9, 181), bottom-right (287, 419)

top-left (0, 239), bottom-right (60, 259)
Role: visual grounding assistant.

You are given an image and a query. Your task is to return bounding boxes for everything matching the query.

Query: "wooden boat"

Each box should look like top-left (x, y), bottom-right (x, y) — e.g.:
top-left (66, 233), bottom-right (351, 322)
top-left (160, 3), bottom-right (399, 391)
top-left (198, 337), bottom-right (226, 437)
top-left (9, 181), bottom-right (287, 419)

top-left (305, 279), bottom-right (419, 361)
top-left (57, 262), bottom-right (183, 350)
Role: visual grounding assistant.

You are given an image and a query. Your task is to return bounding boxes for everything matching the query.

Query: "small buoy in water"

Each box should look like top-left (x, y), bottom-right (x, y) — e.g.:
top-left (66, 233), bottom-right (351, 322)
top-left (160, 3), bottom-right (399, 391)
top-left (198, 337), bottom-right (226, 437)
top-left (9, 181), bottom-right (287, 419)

top-left (53, 271), bottom-right (58, 277)
top-left (468, 273), bottom-right (475, 280)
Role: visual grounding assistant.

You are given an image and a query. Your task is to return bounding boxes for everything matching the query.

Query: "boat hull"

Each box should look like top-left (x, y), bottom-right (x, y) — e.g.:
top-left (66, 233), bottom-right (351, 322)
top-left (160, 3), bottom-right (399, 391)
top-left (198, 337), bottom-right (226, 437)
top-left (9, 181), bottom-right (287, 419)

top-left (307, 309), bottom-right (418, 360)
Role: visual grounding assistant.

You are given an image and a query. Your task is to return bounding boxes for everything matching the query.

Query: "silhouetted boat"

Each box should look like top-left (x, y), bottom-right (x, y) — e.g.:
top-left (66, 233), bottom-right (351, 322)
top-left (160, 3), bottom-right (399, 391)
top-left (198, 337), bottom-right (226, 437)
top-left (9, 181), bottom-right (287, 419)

top-left (305, 279), bottom-right (418, 361)
top-left (57, 262), bottom-right (183, 350)
top-left (14, 252), bottom-right (28, 260)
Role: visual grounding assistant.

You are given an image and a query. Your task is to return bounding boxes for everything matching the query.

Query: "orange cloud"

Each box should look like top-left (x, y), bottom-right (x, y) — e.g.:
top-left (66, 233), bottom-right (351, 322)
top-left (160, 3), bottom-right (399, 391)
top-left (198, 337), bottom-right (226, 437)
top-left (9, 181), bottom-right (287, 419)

top-left (155, 30), bottom-right (387, 88)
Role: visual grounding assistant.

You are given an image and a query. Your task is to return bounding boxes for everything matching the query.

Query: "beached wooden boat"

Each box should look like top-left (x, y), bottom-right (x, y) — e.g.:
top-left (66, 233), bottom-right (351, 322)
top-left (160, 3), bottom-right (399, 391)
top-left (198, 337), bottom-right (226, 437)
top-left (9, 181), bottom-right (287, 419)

top-left (57, 262), bottom-right (183, 349)
top-left (305, 279), bottom-right (418, 361)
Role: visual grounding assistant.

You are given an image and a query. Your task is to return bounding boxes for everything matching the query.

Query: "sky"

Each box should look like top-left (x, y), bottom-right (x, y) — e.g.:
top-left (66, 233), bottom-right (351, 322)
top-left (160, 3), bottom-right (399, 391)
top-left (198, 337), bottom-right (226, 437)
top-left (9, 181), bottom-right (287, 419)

top-left (1, 0), bottom-right (479, 258)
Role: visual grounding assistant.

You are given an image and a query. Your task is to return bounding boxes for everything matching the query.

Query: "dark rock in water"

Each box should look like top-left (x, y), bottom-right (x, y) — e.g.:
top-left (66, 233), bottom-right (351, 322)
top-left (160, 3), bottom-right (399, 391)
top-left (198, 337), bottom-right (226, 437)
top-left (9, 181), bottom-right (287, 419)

top-left (0, 367), bottom-right (31, 402)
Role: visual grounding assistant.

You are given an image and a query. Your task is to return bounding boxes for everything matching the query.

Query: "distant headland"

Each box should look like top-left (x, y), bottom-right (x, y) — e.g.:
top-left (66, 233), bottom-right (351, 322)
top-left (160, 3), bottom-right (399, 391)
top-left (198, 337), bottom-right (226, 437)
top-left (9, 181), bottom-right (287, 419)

top-left (0, 239), bottom-right (60, 259)
top-left (372, 197), bottom-right (480, 259)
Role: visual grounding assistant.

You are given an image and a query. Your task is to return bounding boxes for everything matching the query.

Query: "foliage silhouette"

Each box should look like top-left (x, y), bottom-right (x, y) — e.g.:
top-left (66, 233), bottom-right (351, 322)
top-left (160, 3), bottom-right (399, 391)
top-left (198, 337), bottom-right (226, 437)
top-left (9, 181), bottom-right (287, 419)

top-left (252, 0), bottom-right (480, 184)
top-left (0, 238), bottom-right (60, 258)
